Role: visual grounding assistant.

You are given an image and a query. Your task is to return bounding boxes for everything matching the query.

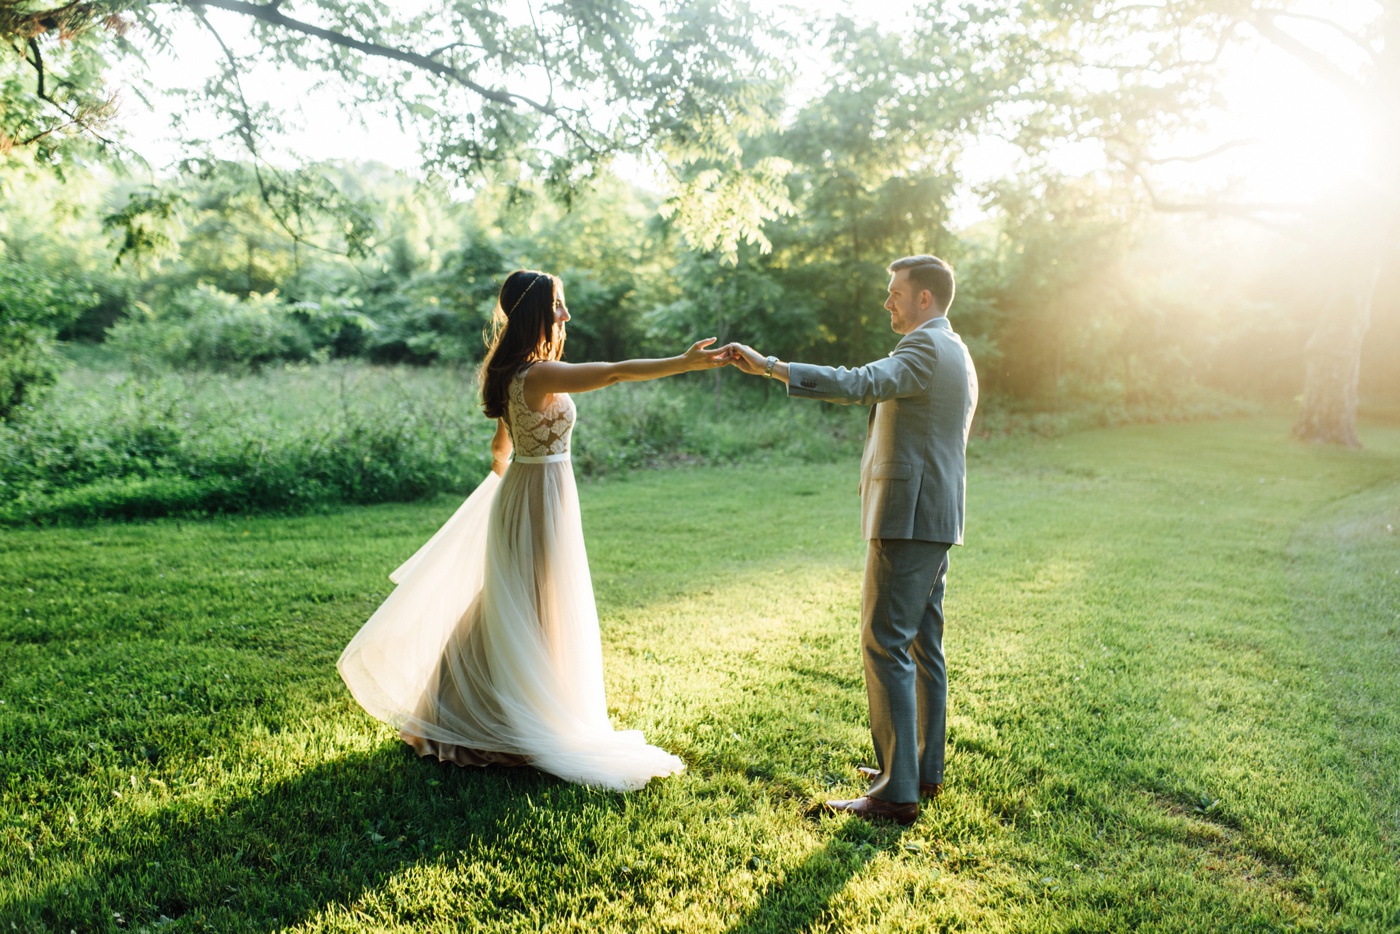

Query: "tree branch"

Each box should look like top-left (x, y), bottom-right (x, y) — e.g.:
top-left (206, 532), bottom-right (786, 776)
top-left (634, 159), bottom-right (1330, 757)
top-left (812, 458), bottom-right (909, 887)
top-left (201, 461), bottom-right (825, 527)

top-left (526, 0), bottom-right (556, 111)
top-left (187, 0), bottom-right (607, 159)
top-left (190, 0), bottom-right (524, 109)
top-left (187, 5), bottom-right (258, 151)
top-left (1130, 137), bottom-right (1261, 165)
top-left (188, 4), bottom-right (345, 256)
top-left (19, 30), bottom-right (116, 147)
top-left (1115, 150), bottom-right (1309, 236)
top-left (1249, 13), bottom-right (1369, 104)
top-left (424, 39), bottom-right (490, 59)
top-left (1271, 10), bottom-right (1378, 61)
top-left (26, 36), bottom-right (44, 97)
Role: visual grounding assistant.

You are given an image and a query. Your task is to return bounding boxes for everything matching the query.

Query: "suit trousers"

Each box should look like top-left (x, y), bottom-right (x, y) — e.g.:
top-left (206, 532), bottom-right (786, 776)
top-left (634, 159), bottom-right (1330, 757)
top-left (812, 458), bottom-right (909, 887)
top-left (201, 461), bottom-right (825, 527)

top-left (861, 538), bottom-right (952, 804)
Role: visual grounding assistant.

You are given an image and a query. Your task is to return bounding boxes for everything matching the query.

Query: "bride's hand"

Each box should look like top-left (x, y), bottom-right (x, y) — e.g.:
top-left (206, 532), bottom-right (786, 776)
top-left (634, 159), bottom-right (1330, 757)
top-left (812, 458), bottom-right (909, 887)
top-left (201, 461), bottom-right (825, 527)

top-left (682, 338), bottom-right (730, 370)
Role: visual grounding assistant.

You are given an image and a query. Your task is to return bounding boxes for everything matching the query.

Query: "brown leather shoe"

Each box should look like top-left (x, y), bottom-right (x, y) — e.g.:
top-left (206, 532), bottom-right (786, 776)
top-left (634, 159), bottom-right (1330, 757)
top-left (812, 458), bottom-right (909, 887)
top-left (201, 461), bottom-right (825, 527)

top-left (856, 765), bottom-right (944, 799)
top-left (822, 795), bottom-right (918, 826)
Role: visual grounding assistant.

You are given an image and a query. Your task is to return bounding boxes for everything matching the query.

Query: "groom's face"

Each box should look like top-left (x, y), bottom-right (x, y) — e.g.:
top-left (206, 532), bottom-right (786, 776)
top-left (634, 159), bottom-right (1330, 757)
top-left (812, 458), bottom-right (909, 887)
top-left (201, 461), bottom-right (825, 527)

top-left (884, 270), bottom-right (929, 335)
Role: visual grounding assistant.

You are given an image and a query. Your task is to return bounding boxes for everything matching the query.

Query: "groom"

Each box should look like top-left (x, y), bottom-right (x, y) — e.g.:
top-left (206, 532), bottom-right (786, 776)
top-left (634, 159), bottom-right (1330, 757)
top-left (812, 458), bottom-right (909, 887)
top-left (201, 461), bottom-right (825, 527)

top-left (725, 254), bottom-right (977, 825)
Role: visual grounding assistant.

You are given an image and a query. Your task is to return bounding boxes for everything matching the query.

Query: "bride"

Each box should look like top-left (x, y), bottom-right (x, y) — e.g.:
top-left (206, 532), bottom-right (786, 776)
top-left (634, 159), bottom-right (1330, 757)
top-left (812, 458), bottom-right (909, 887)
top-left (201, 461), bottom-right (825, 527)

top-left (337, 269), bottom-right (728, 791)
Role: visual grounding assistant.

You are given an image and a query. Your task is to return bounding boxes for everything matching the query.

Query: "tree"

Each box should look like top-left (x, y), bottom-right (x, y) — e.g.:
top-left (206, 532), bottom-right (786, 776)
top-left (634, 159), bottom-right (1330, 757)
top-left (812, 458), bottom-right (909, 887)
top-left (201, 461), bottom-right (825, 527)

top-left (3, 0), bottom-right (791, 254)
top-left (698, 10), bottom-right (1032, 367)
top-left (0, 158), bottom-right (113, 417)
top-left (1030, 0), bottom-right (1400, 445)
top-left (0, 261), bottom-right (94, 417)
top-left (983, 174), bottom-right (1143, 402)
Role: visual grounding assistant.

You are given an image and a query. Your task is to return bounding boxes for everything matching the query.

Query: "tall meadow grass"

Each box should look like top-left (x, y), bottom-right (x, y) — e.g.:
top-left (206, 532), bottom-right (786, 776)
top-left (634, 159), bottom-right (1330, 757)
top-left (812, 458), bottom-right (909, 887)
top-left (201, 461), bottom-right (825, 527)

top-left (0, 360), bottom-right (868, 525)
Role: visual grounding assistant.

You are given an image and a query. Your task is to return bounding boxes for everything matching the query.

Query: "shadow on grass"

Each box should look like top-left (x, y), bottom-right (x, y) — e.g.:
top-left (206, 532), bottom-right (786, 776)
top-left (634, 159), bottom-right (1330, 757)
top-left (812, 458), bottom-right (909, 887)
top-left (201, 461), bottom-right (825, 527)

top-left (7, 744), bottom-right (589, 933)
top-left (785, 663), bottom-right (863, 693)
top-left (725, 824), bottom-right (880, 934)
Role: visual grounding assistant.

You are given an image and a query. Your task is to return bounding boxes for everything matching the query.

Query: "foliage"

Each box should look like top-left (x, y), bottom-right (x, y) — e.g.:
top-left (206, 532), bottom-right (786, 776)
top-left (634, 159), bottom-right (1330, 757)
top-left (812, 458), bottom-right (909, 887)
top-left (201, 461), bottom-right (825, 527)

top-left (983, 174), bottom-right (1146, 400)
top-left (0, 0), bottom-right (127, 160)
top-left (8, 2), bottom-right (1387, 431)
top-left (664, 10), bottom-right (1038, 367)
top-left (492, 173), bottom-right (671, 364)
top-left (0, 359), bottom-right (872, 524)
top-left (106, 284), bottom-right (314, 371)
top-left (356, 239), bottom-right (508, 366)
top-left (0, 158), bottom-right (116, 418)
top-left (0, 362), bottom-right (498, 523)
top-left (2, 419), bottom-right (1399, 930)
top-left (4, 0), bottom-right (796, 259)
top-left (0, 258), bottom-right (96, 420)
top-left (1008, 0), bottom-right (1399, 444)
top-left (5, 1), bottom-right (1394, 449)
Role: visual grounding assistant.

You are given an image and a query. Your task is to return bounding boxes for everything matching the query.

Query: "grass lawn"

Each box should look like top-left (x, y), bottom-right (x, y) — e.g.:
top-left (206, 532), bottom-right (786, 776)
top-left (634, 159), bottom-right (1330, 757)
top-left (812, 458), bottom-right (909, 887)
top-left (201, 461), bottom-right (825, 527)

top-left (2, 416), bottom-right (1398, 933)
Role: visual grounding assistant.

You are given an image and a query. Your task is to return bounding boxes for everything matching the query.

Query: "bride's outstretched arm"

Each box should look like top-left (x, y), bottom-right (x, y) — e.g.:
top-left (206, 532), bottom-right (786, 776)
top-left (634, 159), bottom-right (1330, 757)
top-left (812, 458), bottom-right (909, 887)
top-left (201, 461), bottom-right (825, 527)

top-left (524, 339), bottom-right (730, 397)
top-left (490, 419), bottom-right (512, 476)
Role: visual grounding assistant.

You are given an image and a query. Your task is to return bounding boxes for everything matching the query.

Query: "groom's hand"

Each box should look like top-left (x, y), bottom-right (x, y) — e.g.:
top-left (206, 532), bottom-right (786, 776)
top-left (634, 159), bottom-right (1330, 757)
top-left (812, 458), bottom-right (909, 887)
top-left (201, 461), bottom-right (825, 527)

top-left (722, 343), bottom-right (767, 376)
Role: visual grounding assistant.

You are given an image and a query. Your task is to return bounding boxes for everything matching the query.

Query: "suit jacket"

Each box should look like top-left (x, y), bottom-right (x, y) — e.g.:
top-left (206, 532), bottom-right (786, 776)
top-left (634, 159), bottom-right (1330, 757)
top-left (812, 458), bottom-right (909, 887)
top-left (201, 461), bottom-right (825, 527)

top-left (787, 317), bottom-right (977, 545)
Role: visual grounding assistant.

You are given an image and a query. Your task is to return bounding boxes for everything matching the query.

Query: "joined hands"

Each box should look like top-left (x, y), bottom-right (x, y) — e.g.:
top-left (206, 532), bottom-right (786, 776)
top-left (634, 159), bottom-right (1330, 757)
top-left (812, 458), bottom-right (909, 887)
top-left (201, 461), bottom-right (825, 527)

top-left (718, 343), bottom-right (769, 376)
top-left (682, 340), bottom-right (770, 374)
top-left (682, 340), bottom-right (784, 381)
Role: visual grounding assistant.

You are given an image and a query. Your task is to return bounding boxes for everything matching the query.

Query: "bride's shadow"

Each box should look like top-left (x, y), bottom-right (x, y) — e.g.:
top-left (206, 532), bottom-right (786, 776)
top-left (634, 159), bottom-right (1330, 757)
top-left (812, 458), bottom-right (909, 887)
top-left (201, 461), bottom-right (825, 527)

top-left (15, 744), bottom-right (577, 933)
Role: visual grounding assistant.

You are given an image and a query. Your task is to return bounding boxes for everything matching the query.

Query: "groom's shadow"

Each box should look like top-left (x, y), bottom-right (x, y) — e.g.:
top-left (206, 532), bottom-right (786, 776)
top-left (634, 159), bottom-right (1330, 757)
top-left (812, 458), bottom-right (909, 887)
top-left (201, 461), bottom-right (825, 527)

top-left (724, 823), bottom-right (881, 934)
top-left (14, 744), bottom-right (579, 932)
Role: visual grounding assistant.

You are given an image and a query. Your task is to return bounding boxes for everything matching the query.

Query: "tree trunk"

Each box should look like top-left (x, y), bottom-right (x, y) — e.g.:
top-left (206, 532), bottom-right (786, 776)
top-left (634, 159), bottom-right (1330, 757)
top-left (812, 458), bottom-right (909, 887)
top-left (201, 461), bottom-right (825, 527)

top-left (1293, 102), bottom-right (1399, 445)
top-left (1296, 1), bottom-right (1400, 444)
top-left (1292, 261), bottom-right (1381, 447)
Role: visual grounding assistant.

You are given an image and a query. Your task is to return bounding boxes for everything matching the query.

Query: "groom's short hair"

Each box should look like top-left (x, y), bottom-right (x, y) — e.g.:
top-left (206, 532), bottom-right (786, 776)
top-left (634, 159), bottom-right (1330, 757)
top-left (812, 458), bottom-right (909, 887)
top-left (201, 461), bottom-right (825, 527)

top-left (888, 255), bottom-right (955, 313)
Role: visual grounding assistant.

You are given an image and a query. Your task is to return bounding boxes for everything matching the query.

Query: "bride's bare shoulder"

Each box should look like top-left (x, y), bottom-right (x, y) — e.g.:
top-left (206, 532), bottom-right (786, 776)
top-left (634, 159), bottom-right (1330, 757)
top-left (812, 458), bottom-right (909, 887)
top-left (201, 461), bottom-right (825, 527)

top-left (520, 361), bottom-right (564, 410)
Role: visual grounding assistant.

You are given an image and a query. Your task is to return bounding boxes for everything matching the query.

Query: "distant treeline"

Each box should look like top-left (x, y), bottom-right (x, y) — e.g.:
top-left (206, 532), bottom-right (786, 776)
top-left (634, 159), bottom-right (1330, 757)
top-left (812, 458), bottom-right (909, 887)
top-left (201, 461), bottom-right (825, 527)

top-left (3, 154), bottom-right (1398, 426)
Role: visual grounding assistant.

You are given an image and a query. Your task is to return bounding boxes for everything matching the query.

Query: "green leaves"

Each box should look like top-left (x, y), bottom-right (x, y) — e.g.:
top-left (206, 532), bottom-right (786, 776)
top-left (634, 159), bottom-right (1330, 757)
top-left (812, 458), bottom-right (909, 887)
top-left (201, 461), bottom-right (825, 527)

top-left (0, 260), bottom-right (97, 420)
top-left (5, 0), bottom-right (799, 266)
top-left (0, 3), bottom-right (127, 161)
top-left (103, 186), bottom-right (184, 267)
top-left (660, 157), bottom-right (794, 263)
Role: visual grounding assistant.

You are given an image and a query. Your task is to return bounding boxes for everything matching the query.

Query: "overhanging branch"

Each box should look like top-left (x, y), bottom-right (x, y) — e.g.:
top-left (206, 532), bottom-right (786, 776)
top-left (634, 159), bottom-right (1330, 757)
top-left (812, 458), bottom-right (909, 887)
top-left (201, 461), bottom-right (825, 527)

top-left (1249, 13), bottom-right (1369, 105)
top-left (191, 0), bottom-right (532, 111)
top-left (1271, 10), bottom-right (1378, 61)
top-left (1132, 138), bottom-right (1261, 165)
top-left (1119, 152), bottom-right (1308, 237)
top-left (186, 0), bottom-right (607, 159)
top-left (17, 29), bottom-right (117, 147)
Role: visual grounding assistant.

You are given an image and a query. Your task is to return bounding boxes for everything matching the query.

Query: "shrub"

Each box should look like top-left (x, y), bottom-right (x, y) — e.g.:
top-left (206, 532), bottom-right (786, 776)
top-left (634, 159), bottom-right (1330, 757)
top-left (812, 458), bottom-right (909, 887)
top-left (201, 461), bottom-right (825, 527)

top-left (570, 376), bottom-right (868, 476)
top-left (0, 363), bottom-right (495, 524)
top-left (0, 262), bottom-right (96, 419)
top-left (108, 285), bottom-right (314, 371)
top-left (0, 357), bottom-right (1255, 526)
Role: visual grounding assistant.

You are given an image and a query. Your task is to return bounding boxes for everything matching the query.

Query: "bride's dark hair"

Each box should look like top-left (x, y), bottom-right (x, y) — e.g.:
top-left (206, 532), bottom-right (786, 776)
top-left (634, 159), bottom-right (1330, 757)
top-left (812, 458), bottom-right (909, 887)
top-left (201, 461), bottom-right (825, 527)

top-left (479, 269), bottom-right (565, 419)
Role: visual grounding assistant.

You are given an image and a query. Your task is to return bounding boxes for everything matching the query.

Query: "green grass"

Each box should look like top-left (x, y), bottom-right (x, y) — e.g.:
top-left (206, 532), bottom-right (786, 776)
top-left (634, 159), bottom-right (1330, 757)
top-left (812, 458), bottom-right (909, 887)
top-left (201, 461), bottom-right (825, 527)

top-left (2, 416), bottom-right (1398, 932)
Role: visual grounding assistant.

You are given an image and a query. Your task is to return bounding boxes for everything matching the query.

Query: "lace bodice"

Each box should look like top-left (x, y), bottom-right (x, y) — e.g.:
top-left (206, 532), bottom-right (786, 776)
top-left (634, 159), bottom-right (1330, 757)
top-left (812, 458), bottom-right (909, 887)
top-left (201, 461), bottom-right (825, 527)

top-left (506, 365), bottom-right (575, 457)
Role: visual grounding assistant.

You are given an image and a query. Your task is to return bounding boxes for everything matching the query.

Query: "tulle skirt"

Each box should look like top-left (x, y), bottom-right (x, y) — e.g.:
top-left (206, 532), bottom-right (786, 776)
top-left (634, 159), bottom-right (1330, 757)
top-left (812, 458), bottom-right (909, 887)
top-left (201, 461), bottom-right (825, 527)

top-left (337, 458), bottom-right (684, 791)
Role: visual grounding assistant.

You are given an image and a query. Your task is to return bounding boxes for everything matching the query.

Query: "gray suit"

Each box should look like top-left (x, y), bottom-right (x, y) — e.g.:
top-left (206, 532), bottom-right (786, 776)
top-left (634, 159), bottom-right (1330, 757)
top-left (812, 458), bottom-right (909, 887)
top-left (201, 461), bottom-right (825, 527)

top-left (788, 317), bottom-right (977, 803)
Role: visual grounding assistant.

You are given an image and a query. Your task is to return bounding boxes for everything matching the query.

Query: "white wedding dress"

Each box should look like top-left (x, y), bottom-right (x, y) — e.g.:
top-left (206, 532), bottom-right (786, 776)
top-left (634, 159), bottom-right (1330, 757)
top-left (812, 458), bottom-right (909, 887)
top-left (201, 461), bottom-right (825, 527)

top-left (337, 365), bottom-right (684, 791)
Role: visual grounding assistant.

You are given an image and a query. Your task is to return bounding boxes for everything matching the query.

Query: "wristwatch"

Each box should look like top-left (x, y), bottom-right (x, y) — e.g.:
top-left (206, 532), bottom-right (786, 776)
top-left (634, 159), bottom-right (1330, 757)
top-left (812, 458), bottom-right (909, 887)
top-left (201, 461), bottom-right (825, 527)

top-left (763, 355), bottom-right (777, 379)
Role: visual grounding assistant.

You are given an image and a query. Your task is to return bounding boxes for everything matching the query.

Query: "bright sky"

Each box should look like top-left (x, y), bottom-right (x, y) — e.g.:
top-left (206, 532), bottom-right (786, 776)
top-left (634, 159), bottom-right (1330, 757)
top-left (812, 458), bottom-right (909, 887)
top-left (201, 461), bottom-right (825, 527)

top-left (114, 0), bottom-right (1381, 221)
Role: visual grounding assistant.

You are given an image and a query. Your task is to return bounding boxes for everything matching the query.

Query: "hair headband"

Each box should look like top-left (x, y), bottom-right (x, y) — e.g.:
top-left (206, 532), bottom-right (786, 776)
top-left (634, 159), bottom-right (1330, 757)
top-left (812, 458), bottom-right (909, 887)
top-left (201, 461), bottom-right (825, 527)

top-left (505, 273), bottom-right (549, 318)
